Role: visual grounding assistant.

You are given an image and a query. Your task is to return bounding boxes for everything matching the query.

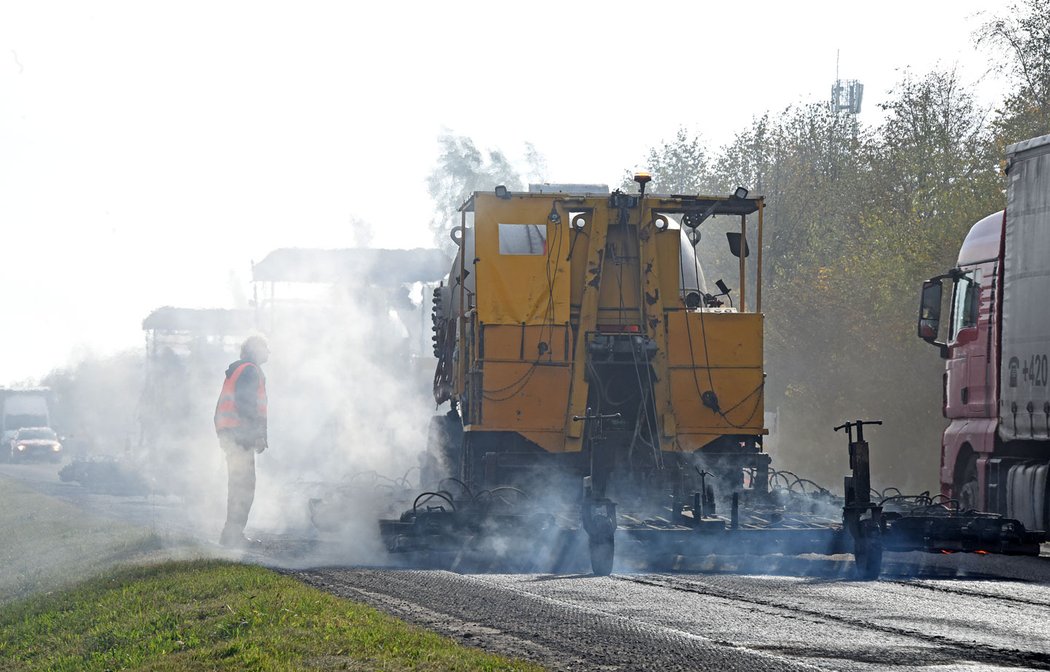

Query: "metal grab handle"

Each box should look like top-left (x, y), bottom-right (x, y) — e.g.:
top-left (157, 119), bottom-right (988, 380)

top-left (834, 420), bottom-right (883, 443)
top-left (572, 410), bottom-right (622, 422)
top-left (834, 420), bottom-right (883, 432)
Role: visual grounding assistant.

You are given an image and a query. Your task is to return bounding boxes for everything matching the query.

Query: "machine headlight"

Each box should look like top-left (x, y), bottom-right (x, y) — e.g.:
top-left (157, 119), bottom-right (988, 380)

top-left (16, 444), bottom-right (25, 451)
top-left (52, 444), bottom-right (61, 452)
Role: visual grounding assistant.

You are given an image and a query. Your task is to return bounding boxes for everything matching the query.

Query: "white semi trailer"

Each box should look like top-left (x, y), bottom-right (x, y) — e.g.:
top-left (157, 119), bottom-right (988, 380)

top-left (1, 387), bottom-right (51, 446)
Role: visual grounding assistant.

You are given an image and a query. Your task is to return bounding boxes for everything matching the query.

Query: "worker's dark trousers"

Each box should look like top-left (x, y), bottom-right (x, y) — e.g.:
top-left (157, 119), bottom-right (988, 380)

top-left (220, 436), bottom-right (256, 536)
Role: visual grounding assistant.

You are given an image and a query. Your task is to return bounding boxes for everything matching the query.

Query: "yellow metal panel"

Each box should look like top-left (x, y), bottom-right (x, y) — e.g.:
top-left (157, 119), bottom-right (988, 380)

top-left (480, 362), bottom-right (571, 432)
top-left (665, 311), bottom-right (764, 436)
top-left (637, 205), bottom-right (676, 445)
top-left (656, 229), bottom-right (682, 309)
top-left (596, 227), bottom-right (641, 325)
top-left (473, 194), bottom-right (570, 325)
top-left (564, 206), bottom-right (611, 446)
top-left (669, 368), bottom-right (765, 433)
top-left (665, 312), bottom-right (764, 368)
top-left (480, 324), bottom-right (570, 363)
top-left (662, 413), bottom-right (677, 437)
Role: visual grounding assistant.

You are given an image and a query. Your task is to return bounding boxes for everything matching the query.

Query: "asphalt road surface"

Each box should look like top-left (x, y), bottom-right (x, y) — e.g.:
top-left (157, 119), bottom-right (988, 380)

top-left (7, 459), bottom-right (1050, 670)
top-left (297, 561), bottom-right (1050, 671)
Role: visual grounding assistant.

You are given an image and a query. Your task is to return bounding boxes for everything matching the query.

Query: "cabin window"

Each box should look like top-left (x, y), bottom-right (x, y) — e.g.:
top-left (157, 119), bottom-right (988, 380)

top-left (949, 269), bottom-right (980, 340)
top-left (498, 223), bottom-right (547, 255)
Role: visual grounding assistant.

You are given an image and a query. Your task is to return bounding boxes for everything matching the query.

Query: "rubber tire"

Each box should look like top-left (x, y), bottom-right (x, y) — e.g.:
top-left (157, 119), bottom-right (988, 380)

top-left (955, 455), bottom-right (979, 512)
top-left (854, 521), bottom-right (883, 580)
top-left (589, 535), bottom-right (614, 576)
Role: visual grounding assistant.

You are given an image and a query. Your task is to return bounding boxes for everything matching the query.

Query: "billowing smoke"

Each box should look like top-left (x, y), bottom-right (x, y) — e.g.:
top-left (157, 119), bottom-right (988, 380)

top-left (247, 263), bottom-right (435, 563)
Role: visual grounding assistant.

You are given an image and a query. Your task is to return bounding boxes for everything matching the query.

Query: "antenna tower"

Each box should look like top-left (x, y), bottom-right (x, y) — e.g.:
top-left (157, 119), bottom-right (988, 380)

top-left (831, 50), bottom-right (864, 115)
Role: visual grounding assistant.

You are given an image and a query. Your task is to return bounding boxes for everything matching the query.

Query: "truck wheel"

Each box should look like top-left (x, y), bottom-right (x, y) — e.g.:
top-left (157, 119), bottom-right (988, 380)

top-left (955, 456), bottom-right (979, 512)
top-left (854, 520), bottom-right (883, 580)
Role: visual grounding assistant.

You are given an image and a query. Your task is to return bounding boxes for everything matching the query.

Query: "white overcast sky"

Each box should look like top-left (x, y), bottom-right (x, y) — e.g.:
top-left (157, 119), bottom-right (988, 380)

top-left (0, 0), bottom-right (1010, 382)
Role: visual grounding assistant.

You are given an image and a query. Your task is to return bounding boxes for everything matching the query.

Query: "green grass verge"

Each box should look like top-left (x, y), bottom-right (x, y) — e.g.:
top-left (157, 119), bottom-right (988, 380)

top-left (0, 474), bottom-right (541, 670)
top-left (0, 560), bottom-right (541, 671)
top-left (0, 474), bottom-right (164, 603)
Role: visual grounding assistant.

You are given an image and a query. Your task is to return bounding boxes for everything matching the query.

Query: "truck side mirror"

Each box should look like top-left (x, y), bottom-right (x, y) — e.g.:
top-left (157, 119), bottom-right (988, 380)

top-left (918, 279), bottom-right (948, 358)
top-left (726, 232), bottom-right (750, 258)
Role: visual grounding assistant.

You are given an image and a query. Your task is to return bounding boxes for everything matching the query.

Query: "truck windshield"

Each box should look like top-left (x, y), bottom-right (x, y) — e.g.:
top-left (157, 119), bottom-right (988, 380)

top-left (18, 429), bottom-right (56, 441)
top-left (949, 269), bottom-right (980, 340)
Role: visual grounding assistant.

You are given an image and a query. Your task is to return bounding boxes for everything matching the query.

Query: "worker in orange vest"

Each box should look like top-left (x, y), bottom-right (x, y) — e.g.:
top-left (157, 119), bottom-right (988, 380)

top-left (214, 334), bottom-right (270, 547)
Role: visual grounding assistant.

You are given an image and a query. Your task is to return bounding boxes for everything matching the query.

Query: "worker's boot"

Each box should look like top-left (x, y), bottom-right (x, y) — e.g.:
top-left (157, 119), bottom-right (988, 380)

top-left (219, 525), bottom-right (254, 549)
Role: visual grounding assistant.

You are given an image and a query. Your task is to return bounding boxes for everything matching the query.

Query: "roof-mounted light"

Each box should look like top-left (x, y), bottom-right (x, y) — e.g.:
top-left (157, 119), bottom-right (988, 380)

top-left (634, 172), bottom-right (652, 198)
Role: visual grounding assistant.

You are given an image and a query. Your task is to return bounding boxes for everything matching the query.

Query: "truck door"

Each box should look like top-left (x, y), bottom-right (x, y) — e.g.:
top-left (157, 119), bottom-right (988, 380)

top-left (970, 264), bottom-right (997, 416)
top-left (946, 269), bottom-right (982, 416)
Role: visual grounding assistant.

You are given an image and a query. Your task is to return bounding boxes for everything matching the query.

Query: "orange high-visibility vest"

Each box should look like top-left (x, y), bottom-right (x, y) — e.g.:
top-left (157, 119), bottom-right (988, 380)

top-left (214, 362), bottom-right (267, 432)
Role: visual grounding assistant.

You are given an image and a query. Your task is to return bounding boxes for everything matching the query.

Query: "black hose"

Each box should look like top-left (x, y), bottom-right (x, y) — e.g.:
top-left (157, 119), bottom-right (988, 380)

top-left (413, 491), bottom-right (456, 514)
top-left (438, 477), bottom-right (474, 500)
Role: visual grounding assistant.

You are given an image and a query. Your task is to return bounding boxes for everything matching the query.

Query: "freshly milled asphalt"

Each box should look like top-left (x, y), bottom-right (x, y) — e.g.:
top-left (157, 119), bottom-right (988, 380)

top-left (296, 568), bottom-right (820, 671)
top-left (297, 561), bottom-right (1050, 671)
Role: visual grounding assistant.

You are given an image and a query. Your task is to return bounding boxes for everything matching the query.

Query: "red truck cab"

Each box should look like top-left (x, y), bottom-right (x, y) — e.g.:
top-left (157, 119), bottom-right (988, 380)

top-left (919, 211), bottom-right (1004, 511)
top-left (919, 134), bottom-right (1050, 530)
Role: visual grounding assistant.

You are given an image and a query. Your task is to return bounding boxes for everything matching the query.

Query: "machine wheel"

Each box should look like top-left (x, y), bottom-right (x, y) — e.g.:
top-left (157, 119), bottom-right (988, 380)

top-left (955, 455), bottom-right (979, 512)
top-left (585, 511), bottom-right (616, 576)
top-left (588, 533), bottom-right (614, 576)
top-left (854, 519), bottom-right (883, 580)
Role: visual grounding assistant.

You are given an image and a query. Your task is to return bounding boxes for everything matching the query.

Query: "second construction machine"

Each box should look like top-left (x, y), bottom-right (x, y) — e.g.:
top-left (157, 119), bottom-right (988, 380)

top-left (380, 177), bottom-right (1042, 576)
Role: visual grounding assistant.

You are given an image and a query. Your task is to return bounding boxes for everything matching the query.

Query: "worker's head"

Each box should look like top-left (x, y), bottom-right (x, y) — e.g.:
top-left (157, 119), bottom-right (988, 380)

top-left (241, 334), bottom-right (270, 364)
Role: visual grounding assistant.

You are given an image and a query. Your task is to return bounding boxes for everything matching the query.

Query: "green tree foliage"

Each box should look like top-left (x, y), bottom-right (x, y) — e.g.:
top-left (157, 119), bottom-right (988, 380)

top-left (818, 68), bottom-right (999, 486)
top-left (857, 67), bottom-right (997, 339)
top-left (976, 0), bottom-right (1050, 147)
top-left (426, 133), bottom-right (544, 251)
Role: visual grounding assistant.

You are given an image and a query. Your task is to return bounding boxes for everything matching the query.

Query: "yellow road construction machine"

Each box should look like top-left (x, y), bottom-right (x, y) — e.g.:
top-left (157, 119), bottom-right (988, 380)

top-left (435, 179), bottom-right (765, 472)
top-left (379, 178), bottom-right (1042, 577)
